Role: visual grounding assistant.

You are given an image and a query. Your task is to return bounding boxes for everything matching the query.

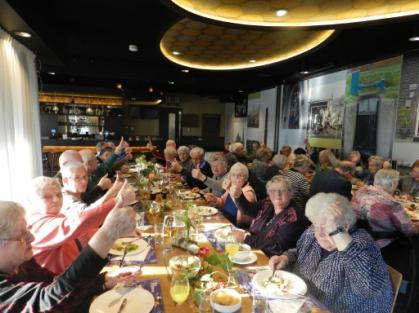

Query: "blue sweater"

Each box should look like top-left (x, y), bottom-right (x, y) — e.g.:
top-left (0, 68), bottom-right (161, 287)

top-left (291, 228), bottom-right (393, 313)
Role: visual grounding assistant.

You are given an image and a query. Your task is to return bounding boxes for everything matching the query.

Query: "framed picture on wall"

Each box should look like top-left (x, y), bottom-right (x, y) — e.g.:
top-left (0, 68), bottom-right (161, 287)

top-left (415, 102), bottom-right (419, 137)
top-left (235, 96), bottom-right (248, 117)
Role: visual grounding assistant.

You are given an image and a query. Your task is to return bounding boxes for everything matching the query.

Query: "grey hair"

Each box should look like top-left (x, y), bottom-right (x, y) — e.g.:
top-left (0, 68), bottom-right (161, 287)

top-left (256, 147), bottom-right (271, 161)
top-left (61, 161), bottom-right (86, 179)
top-left (229, 162), bottom-right (249, 180)
top-left (374, 169), bottom-right (400, 192)
top-left (230, 142), bottom-right (243, 153)
top-left (190, 146), bottom-right (205, 157)
top-left (164, 147), bottom-right (178, 158)
top-left (58, 150), bottom-right (82, 169)
top-left (293, 154), bottom-right (312, 169)
top-left (271, 154), bottom-right (288, 169)
top-left (177, 145), bottom-right (190, 154)
top-left (0, 201), bottom-right (25, 247)
top-left (368, 155), bottom-right (385, 166)
top-left (266, 175), bottom-right (294, 196)
top-left (208, 153), bottom-right (228, 169)
top-left (79, 149), bottom-right (96, 163)
top-left (305, 193), bottom-right (356, 228)
top-left (31, 176), bottom-right (61, 197)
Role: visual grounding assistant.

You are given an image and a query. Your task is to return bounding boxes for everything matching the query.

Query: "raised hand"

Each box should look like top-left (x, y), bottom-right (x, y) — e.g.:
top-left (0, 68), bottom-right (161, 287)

top-left (115, 136), bottom-right (129, 155)
top-left (222, 176), bottom-right (231, 190)
top-left (192, 168), bottom-right (205, 181)
top-left (115, 180), bottom-right (136, 207)
top-left (98, 174), bottom-right (112, 190)
top-left (229, 184), bottom-right (242, 199)
top-left (204, 192), bottom-right (218, 204)
top-left (101, 206), bottom-right (137, 241)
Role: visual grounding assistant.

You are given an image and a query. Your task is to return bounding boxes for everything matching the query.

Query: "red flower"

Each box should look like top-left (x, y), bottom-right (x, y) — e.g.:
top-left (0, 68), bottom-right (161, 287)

top-left (197, 246), bottom-right (210, 258)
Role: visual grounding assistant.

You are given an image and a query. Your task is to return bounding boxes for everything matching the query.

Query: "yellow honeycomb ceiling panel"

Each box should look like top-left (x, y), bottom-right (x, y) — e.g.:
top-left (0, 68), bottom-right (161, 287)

top-left (170, 0), bottom-right (419, 26)
top-left (160, 18), bottom-right (334, 70)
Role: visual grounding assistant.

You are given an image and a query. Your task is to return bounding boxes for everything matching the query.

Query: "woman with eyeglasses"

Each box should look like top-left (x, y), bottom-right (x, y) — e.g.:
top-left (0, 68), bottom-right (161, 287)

top-left (269, 193), bottom-right (393, 313)
top-left (0, 201), bottom-right (138, 313)
top-left (231, 175), bottom-right (308, 257)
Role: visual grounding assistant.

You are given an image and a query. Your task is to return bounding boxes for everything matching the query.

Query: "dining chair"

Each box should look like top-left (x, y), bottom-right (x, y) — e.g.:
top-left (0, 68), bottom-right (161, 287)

top-left (388, 265), bottom-right (403, 313)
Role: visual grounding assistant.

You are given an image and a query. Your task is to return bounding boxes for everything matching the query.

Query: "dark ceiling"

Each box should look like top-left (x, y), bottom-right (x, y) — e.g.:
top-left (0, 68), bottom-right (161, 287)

top-left (2, 0), bottom-right (419, 100)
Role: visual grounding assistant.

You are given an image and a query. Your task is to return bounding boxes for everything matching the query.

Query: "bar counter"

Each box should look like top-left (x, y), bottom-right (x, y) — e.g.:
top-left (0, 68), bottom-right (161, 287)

top-left (42, 145), bottom-right (151, 153)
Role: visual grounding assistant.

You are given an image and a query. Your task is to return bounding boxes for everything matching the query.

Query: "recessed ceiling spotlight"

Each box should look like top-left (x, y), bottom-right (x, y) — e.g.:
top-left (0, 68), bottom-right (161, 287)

top-left (48, 71), bottom-right (56, 75)
top-left (14, 31), bottom-right (31, 38)
top-left (168, 81), bottom-right (175, 85)
top-left (238, 90), bottom-right (243, 93)
top-left (249, 59), bottom-right (256, 63)
top-left (300, 70), bottom-right (309, 75)
top-left (128, 44), bottom-right (138, 52)
top-left (275, 9), bottom-right (288, 17)
top-left (116, 83), bottom-right (123, 89)
top-left (148, 87), bottom-right (154, 93)
top-left (409, 36), bottom-right (419, 42)
top-left (160, 91), bottom-right (164, 96)
top-left (181, 69), bottom-right (189, 73)
top-left (172, 51), bottom-right (181, 55)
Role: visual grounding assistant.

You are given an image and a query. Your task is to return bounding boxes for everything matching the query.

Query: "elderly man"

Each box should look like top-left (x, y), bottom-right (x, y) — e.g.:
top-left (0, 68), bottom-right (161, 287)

top-left (263, 154), bottom-right (288, 181)
top-left (363, 155), bottom-right (385, 185)
top-left (177, 145), bottom-right (193, 172)
top-left (61, 161), bottom-right (124, 213)
top-left (192, 153), bottom-right (228, 197)
top-left (399, 159), bottom-right (419, 198)
top-left (310, 161), bottom-right (354, 200)
top-left (172, 146), bottom-right (213, 189)
top-left (147, 138), bottom-right (176, 165)
top-left (226, 142), bottom-right (247, 167)
top-left (250, 147), bottom-right (272, 180)
top-left (0, 201), bottom-right (137, 312)
top-left (79, 149), bottom-right (112, 204)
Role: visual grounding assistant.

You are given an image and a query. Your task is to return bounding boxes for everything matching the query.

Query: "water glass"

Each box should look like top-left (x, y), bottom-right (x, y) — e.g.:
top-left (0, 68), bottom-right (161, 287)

top-left (154, 223), bottom-right (163, 245)
top-left (252, 289), bottom-right (267, 313)
top-left (199, 292), bottom-right (213, 313)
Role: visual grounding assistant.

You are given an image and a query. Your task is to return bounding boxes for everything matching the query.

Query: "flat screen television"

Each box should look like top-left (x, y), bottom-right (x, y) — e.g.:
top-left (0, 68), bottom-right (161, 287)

top-left (128, 106), bottom-right (159, 119)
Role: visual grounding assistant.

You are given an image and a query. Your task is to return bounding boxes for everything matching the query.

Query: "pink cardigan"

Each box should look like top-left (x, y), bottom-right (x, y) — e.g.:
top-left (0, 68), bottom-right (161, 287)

top-left (27, 199), bottom-right (115, 275)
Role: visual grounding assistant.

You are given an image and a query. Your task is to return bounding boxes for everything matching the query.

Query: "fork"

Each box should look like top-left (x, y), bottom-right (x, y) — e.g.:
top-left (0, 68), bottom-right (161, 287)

top-left (268, 268), bottom-right (277, 282)
top-left (119, 246), bottom-right (129, 267)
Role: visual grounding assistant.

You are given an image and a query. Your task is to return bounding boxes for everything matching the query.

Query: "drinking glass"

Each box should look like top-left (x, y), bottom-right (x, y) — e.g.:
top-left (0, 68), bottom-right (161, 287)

top-left (198, 291), bottom-right (212, 313)
top-left (225, 235), bottom-right (240, 257)
top-left (154, 223), bottom-right (163, 245)
top-left (136, 211), bottom-right (146, 231)
top-left (252, 288), bottom-right (267, 313)
top-left (170, 276), bottom-right (190, 305)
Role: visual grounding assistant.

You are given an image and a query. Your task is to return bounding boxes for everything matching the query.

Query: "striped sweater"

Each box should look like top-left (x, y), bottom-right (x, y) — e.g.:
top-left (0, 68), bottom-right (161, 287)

top-left (289, 227), bottom-right (393, 313)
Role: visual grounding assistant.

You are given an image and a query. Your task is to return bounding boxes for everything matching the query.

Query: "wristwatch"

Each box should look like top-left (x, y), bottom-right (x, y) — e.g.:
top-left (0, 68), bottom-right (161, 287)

top-left (328, 226), bottom-right (345, 237)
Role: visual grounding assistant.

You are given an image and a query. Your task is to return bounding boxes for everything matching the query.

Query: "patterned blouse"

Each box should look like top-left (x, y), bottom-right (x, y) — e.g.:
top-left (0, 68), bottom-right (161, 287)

top-left (351, 185), bottom-right (417, 247)
top-left (286, 228), bottom-right (393, 313)
top-left (236, 197), bottom-right (307, 257)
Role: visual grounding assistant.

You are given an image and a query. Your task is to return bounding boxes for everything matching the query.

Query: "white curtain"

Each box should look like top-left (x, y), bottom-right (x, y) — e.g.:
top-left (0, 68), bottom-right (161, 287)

top-left (0, 27), bottom-right (42, 201)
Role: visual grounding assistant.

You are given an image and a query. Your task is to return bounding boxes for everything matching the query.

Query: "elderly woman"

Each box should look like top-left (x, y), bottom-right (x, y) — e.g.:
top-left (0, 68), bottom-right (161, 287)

top-left (232, 175), bottom-right (307, 257)
top-left (399, 159), bottom-right (419, 198)
top-left (192, 153), bottom-right (228, 197)
top-left (269, 193), bottom-right (393, 313)
top-left (263, 154), bottom-right (287, 181)
top-left (284, 154), bottom-right (312, 210)
top-left (352, 169), bottom-right (417, 247)
top-left (27, 176), bottom-right (135, 275)
top-left (0, 201), bottom-right (138, 312)
top-left (205, 162), bottom-right (256, 227)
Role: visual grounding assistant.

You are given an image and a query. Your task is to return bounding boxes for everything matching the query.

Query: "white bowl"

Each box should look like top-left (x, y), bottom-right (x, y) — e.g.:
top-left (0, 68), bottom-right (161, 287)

top-left (210, 288), bottom-right (242, 313)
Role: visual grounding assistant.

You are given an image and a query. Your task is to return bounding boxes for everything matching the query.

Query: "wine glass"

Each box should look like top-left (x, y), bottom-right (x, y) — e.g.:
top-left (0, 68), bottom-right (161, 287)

top-left (225, 235), bottom-right (240, 257)
top-left (170, 276), bottom-right (190, 305)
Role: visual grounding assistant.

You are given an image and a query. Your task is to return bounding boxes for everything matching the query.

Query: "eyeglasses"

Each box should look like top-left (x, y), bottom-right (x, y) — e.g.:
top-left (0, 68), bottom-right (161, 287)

top-left (268, 188), bottom-right (289, 195)
top-left (0, 230), bottom-right (32, 244)
top-left (70, 175), bottom-right (88, 182)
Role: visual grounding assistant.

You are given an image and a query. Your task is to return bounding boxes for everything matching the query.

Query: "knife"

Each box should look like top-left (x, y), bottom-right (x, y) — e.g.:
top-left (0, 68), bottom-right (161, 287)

top-left (119, 246), bottom-right (129, 267)
top-left (116, 298), bottom-right (127, 313)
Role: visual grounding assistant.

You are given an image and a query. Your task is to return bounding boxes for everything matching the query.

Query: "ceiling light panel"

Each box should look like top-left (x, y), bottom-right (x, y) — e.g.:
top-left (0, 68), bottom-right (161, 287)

top-left (160, 18), bottom-right (334, 70)
top-left (170, 0), bottom-right (419, 27)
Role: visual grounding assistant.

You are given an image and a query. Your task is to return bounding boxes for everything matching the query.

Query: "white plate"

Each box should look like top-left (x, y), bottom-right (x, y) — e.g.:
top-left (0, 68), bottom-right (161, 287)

top-left (251, 269), bottom-right (307, 299)
top-left (89, 287), bottom-right (154, 313)
top-left (196, 206), bottom-right (218, 216)
top-left (178, 191), bottom-right (200, 199)
top-left (229, 251), bottom-right (257, 265)
top-left (105, 266), bottom-right (142, 278)
top-left (109, 238), bottom-right (149, 256)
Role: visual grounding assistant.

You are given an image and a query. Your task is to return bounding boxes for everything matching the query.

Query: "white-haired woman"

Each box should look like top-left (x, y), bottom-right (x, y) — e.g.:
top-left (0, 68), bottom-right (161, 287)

top-left (205, 162), bottom-right (256, 226)
top-left (27, 176), bottom-right (135, 275)
top-left (269, 193), bottom-right (393, 313)
top-left (231, 175), bottom-right (308, 257)
top-left (0, 201), bottom-right (138, 312)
